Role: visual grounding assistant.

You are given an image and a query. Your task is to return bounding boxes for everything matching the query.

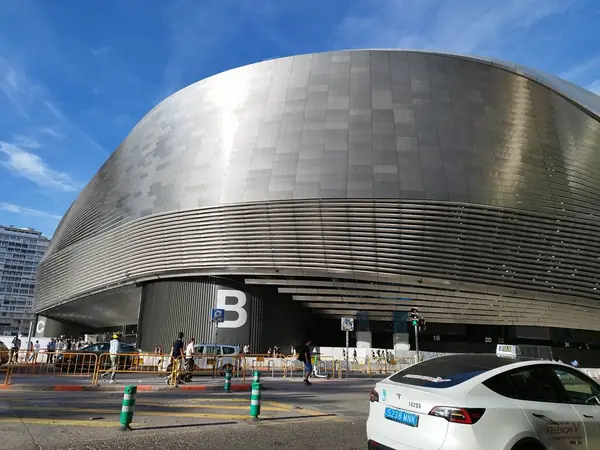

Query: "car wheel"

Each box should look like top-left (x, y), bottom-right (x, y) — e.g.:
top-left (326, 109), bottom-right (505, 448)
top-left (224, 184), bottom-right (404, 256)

top-left (511, 438), bottom-right (546, 450)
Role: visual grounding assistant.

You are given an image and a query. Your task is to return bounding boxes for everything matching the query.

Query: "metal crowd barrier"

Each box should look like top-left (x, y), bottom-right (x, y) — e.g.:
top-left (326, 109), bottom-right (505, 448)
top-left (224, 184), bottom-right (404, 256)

top-left (171, 354), bottom-right (244, 385)
top-left (3, 350), bottom-right (99, 386)
top-left (93, 352), bottom-right (169, 384)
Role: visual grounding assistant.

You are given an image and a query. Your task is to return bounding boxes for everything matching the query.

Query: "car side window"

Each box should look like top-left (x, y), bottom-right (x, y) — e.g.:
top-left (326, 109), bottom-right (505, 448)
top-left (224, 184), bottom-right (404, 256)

top-left (507, 366), bottom-right (567, 403)
top-left (204, 346), bottom-right (219, 355)
top-left (100, 343), bottom-right (110, 352)
top-left (483, 373), bottom-right (517, 398)
top-left (84, 344), bottom-right (100, 352)
top-left (553, 368), bottom-right (600, 405)
top-left (222, 346), bottom-right (235, 355)
top-left (194, 345), bottom-right (204, 354)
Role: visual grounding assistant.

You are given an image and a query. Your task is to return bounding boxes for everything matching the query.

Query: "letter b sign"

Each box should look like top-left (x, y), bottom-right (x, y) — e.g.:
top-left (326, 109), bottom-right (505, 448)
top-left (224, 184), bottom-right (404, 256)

top-left (215, 290), bottom-right (248, 328)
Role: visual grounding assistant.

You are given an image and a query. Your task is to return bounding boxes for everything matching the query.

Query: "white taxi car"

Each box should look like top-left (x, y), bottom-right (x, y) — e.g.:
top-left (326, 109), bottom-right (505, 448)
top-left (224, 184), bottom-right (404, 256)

top-left (367, 354), bottom-right (600, 449)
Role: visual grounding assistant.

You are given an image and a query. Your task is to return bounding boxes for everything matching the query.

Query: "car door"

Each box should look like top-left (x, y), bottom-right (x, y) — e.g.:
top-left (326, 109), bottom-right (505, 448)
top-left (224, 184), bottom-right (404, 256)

top-left (508, 365), bottom-right (585, 449)
top-left (553, 366), bottom-right (600, 449)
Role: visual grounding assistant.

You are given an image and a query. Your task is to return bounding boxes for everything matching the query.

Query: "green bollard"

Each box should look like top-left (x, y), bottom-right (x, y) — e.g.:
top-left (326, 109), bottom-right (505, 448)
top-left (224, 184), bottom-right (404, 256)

top-left (250, 382), bottom-right (261, 419)
top-left (253, 370), bottom-right (260, 384)
top-left (120, 385), bottom-right (137, 430)
top-left (224, 368), bottom-right (232, 393)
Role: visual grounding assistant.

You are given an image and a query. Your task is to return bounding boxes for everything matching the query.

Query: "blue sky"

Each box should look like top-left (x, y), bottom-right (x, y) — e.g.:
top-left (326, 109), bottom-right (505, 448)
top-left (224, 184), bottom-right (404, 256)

top-left (0, 0), bottom-right (599, 238)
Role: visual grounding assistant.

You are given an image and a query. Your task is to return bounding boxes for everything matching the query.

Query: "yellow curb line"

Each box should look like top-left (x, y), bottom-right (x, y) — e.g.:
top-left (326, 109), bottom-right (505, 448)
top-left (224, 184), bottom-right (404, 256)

top-left (266, 401), bottom-right (329, 417)
top-left (6, 406), bottom-right (253, 420)
top-left (7, 402), bottom-right (288, 412)
top-left (0, 418), bottom-right (119, 427)
top-left (8, 405), bottom-right (321, 420)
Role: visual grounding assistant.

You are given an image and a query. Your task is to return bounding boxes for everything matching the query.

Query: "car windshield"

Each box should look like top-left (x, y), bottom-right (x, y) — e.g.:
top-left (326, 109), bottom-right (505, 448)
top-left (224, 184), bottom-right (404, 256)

top-left (390, 354), bottom-right (525, 388)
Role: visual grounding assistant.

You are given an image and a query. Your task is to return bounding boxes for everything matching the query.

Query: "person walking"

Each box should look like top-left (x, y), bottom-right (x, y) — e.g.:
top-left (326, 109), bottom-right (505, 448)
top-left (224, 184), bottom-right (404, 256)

top-left (10, 335), bottom-right (21, 363)
top-left (100, 333), bottom-right (121, 383)
top-left (184, 337), bottom-right (195, 382)
top-left (298, 339), bottom-right (313, 385)
top-left (28, 340), bottom-right (40, 363)
top-left (165, 332), bottom-right (185, 385)
top-left (46, 338), bottom-right (56, 363)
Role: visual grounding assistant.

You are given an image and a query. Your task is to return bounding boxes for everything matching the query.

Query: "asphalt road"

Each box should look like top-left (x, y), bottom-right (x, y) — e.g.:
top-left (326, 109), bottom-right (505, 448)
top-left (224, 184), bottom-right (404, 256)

top-left (0, 378), bottom-right (372, 450)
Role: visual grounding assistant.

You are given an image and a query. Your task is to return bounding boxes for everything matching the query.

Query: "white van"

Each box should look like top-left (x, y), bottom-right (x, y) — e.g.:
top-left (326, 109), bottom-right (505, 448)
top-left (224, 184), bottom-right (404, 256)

top-left (192, 343), bottom-right (240, 373)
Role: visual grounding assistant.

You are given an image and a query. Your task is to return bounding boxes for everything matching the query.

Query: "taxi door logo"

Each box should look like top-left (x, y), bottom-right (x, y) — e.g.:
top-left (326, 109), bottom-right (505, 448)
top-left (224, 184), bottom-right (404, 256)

top-left (382, 389), bottom-right (387, 402)
top-left (216, 289), bottom-right (248, 328)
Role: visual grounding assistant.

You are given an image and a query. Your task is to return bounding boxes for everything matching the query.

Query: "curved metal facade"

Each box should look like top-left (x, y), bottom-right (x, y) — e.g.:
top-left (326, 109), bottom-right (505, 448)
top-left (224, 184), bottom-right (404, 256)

top-left (35, 50), bottom-right (600, 330)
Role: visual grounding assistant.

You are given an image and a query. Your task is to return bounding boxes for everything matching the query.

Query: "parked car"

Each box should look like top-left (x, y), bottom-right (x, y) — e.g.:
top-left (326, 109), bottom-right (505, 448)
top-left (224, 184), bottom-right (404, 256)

top-left (54, 342), bottom-right (140, 371)
top-left (192, 343), bottom-right (240, 373)
top-left (0, 340), bottom-right (8, 365)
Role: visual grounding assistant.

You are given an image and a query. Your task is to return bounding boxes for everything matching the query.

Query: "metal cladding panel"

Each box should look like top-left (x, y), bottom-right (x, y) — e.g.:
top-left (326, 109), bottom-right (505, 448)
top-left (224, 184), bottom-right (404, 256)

top-left (138, 277), bottom-right (263, 352)
top-left (34, 50), bottom-right (600, 330)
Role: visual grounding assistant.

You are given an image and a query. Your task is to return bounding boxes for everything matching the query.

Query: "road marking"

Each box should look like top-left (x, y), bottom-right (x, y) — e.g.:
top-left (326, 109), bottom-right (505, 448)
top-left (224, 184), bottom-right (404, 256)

top-left (6, 401), bottom-right (288, 412)
top-left (266, 401), bottom-right (330, 417)
top-left (0, 418), bottom-right (119, 427)
top-left (6, 406), bottom-right (256, 420)
top-left (7, 397), bottom-right (250, 403)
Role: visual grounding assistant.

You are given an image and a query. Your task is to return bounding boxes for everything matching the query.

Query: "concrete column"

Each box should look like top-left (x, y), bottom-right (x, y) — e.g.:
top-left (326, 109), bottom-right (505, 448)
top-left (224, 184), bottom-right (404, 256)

top-left (393, 333), bottom-right (410, 352)
top-left (356, 331), bottom-right (372, 349)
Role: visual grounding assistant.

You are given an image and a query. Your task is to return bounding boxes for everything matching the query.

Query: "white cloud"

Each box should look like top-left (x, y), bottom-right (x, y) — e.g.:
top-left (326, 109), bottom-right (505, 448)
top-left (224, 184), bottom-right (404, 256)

top-left (560, 56), bottom-right (600, 82)
top-left (0, 58), bottom-right (38, 117)
top-left (0, 202), bottom-right (62, 220)
top-left (12, 134), bottom-right (42, 149)
top-left (38, 127), bottom-right (66, 140)
top-left (91, 46), bottom-right (110, 57)
top-left (0, 141), bottom-right (81, 192)
top-left (43, 100), bottom-right (65, 121)
top-left (334, 0), bottom-right (574, 55)
top-left (588, 80), bottom-right (600, 95)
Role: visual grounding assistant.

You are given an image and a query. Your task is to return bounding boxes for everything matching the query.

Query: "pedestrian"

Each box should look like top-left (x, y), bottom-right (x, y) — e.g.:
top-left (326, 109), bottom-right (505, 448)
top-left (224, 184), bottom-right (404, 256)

top-left (267, 347), bottom-right (272, 357)
top-left (184, 337), bottom-right (195, 382)
top-left (46, 338), bottom-right (56, 363)
top-left (165, 332), bottom-right (185, 385)
top-left (10, 335), bottom-right (21, 363)
top-left (154, 344), bottom-right (163, 372)
top-left (100, 332), bottom-right (121, 383)
top-left (28, 340), bottom-right (40, 363)
top-left (298, 339), bottom-right (313, 385)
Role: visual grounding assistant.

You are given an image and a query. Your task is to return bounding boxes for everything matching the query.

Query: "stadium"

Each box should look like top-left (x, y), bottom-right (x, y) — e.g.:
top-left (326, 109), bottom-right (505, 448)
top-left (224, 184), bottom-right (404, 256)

top-left (33, 50), bottom-right (600, 361)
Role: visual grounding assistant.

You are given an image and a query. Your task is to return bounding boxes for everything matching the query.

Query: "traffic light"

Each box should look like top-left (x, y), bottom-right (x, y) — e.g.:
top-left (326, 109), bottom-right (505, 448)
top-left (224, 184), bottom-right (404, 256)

top-left (410, 307), bottom-right (419, 327)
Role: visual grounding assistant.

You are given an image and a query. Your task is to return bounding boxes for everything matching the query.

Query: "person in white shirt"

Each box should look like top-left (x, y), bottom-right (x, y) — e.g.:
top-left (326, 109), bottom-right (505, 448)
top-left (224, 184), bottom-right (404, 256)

top-left (28, 340), bottom-right (41, 363)
top-left (184, 337), bottom-right (195, 382)
top-left (101, 333), bottom-right (121, 383)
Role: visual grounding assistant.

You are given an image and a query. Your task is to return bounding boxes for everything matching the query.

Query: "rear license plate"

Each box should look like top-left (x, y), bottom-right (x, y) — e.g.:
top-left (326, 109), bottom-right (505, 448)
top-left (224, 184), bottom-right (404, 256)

top-left (384, 407), bottom-right (419, 427)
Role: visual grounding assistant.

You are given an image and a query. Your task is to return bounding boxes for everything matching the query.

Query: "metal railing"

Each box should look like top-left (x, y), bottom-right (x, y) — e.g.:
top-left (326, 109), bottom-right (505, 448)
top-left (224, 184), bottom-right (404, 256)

top-left (93, 352), bottom-right (170, 384)
top-left (1, 349), bottom-right (425, 386)
top-left (2, 350), bottom-right (99, 386)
